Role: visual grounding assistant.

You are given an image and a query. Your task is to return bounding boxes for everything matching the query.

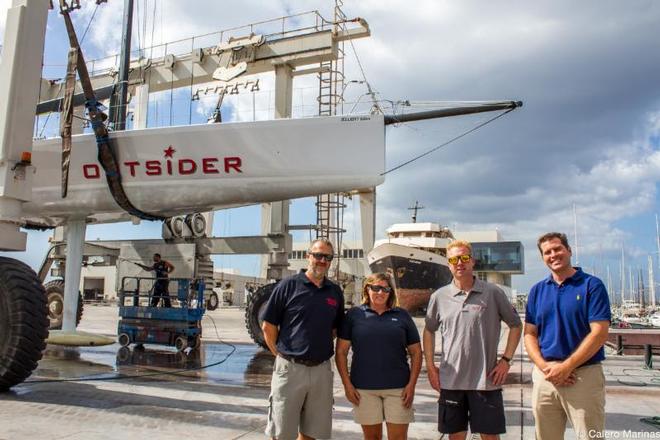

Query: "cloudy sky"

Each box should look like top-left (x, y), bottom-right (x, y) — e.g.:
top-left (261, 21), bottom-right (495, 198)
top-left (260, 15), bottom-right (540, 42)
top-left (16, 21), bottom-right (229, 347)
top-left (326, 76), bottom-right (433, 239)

top-left (1, 0), bottom-right (659, 295)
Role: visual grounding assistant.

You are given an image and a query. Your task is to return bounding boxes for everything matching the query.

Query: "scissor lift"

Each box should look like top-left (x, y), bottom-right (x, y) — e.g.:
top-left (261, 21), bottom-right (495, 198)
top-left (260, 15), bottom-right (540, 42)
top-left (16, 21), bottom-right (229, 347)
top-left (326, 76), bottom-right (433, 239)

top-left (117, 277), bottom-right (205, 351)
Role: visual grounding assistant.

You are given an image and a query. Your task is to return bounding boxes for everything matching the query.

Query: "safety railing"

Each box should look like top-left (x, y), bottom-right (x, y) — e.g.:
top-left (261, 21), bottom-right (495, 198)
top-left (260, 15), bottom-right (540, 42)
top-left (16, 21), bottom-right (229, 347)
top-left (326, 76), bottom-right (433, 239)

top-left (118, 276), bottom-right (204, 309)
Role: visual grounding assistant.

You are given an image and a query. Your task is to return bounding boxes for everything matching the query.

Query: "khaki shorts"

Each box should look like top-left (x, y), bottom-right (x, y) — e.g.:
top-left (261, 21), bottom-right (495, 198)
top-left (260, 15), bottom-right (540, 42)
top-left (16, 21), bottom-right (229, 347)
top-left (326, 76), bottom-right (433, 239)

top-left (353, 388), bottom-right (414, 425)
top-left (266, 356), bottom-right (334, 440)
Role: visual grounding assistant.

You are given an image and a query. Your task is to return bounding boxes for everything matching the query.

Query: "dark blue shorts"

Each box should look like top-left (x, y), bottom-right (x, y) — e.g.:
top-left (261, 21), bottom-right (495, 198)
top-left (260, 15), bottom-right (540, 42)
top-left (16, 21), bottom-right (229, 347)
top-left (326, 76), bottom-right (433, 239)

top-left (438, 389), bottom-right (506, 435)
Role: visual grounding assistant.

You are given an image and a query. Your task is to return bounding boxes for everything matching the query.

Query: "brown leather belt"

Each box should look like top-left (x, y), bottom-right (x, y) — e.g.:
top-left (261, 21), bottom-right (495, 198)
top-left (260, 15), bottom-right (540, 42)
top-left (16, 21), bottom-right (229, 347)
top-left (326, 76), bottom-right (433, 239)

top-left (279, 354), bottom-right (324, 367)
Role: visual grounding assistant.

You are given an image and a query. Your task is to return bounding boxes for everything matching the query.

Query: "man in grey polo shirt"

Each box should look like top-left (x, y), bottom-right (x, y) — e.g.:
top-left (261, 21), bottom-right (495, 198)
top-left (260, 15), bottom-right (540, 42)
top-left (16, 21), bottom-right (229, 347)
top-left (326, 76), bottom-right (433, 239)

top-left (423, 240), bottom-right (522, 440)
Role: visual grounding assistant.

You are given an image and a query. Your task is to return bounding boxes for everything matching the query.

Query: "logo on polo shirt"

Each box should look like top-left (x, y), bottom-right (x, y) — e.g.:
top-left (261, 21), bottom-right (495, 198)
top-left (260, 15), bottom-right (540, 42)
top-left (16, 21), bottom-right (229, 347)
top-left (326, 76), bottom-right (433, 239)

top-left (326, 297), bottom-right (338, 307)
top-left (576, 295), bottom-right (581, 301)
top-left (391, 318), bottom-right (398, 321)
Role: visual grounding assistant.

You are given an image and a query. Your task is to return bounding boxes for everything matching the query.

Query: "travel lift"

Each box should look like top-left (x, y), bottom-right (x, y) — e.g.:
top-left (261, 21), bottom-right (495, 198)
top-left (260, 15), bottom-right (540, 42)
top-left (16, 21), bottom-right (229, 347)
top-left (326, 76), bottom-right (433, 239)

top-left (0, 0), bottom-right (522, 390)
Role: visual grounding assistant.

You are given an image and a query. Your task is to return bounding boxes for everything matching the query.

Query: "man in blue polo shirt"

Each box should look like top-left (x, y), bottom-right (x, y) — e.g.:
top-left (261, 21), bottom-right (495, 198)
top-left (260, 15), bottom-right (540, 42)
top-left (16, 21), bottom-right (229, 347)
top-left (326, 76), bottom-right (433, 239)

top-left (261, 238), bottom-right (344, 440)
top-left (524, 232), bottom-right (611, 440)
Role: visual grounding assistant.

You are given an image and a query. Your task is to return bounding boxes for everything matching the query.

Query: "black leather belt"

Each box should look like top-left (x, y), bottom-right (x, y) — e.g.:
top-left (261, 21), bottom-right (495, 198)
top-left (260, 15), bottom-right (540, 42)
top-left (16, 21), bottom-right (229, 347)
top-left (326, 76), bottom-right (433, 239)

top-left (279, 354), bottom-right (324, 367)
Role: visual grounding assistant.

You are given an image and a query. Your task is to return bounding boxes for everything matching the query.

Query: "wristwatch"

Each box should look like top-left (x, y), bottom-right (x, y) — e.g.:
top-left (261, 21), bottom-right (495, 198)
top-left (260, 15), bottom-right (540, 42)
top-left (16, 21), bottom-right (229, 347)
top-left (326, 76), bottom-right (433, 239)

top-left (500, 355), bottom-right (513, 365)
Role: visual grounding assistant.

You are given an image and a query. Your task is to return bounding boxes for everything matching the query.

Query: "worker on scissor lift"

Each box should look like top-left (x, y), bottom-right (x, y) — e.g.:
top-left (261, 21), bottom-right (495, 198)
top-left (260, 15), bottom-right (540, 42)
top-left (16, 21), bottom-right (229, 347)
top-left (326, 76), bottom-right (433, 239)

top-left (137, 253), bottom-right (175, 307)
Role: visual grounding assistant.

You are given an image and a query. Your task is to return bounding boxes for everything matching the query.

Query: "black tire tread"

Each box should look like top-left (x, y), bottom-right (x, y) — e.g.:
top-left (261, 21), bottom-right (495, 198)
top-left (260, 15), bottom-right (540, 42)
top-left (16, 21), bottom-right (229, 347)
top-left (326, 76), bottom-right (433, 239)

top-left (206, 292), bottom-right (219, 311)
top-left (244, 283), bottom-right (276, 350)
top-left (44, 279), bottom-right (84, 330)
top-left (0, 257), bottom-right (49, 391)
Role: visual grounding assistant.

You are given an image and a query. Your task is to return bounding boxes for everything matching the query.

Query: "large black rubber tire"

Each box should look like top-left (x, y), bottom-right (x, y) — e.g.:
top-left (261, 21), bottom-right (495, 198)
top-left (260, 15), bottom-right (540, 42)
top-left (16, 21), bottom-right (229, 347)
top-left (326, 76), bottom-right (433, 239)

top-left (0, 257), bottom-right (49, 391)
top-left (44, 279), bottom-right (83, 330)
top-left (245, 283), bottom-right (277, 350)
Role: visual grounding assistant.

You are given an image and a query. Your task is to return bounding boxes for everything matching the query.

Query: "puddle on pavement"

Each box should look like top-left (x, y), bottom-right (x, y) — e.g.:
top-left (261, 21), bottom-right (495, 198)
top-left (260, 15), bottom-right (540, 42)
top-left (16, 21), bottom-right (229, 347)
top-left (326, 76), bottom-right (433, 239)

top-left (29, 341), bottom-right (275, 388)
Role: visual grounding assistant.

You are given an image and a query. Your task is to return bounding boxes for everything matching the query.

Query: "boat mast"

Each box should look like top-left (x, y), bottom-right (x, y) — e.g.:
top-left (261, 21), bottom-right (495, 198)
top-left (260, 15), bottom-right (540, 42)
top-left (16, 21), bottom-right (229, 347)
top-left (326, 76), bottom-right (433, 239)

top-left (606, 265), bottom-right (612, 305)
top-left (108, 0), bottom-right (134, 131)
top-left (628, 266), bottom-right (637, 302)
top-left (649, 255), bottom-right (656, 308)
top-left (656, 213), bottom-right (660, 271)
top-left (638, 268), bottom-right (644, 309)
top-left (573, 203), bottom-right (579, 266)
top-left (408, 201), bottom-right (424, 223)
top-left (621, 246), bottom-right (626, 305)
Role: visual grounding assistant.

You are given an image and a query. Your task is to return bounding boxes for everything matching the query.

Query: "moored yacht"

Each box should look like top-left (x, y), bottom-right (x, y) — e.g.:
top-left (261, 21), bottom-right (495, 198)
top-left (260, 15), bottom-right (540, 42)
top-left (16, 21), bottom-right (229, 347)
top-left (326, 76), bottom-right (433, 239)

top-left (367, 222), bottom-right (454, 313)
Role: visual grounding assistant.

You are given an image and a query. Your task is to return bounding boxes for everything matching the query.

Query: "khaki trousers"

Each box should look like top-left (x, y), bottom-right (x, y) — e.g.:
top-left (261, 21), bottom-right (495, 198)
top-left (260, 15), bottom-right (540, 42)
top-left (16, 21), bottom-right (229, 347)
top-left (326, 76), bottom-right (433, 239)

top-left (532, 364), bottom-right (605, 440)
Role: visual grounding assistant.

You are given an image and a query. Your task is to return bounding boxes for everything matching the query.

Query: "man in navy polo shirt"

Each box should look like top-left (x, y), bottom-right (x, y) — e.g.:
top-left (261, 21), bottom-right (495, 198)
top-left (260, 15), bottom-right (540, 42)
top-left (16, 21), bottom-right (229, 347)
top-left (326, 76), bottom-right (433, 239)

top-left (261, 238), bottom-right (344, 440)
top-left (524, 232), bottom-right (611, 440)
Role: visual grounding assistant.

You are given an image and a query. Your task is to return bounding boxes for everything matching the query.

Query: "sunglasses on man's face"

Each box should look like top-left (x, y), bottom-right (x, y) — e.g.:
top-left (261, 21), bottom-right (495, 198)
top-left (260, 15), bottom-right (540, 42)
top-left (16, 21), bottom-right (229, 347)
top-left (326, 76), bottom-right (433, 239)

top-left (310, 252), bottom-right (334, 262)
top-left (447, 254), bottom-right (472, 265)
top-left (368, 284), bottom-right (392, 293)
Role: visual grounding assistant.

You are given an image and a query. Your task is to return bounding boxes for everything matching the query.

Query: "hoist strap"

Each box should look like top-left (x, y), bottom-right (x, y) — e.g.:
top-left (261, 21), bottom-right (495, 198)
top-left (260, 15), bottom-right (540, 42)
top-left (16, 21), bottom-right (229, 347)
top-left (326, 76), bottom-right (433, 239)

top-left (60, 47), bottom-right (77, 198)
top-left (59, 8), bottom-right (164, 221)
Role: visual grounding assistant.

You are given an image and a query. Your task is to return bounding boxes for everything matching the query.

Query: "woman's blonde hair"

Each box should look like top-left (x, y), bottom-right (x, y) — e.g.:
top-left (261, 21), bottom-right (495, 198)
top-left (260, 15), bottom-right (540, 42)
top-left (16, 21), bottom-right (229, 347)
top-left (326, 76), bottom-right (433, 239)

top-left (361, 272), bottom-right (398, 308)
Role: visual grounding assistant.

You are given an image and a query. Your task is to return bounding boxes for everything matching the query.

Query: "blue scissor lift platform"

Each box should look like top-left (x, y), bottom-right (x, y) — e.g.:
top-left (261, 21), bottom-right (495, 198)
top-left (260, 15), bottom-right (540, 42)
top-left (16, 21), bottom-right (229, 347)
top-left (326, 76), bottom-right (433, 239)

top-left (117, 277), bottom-right (206, 351)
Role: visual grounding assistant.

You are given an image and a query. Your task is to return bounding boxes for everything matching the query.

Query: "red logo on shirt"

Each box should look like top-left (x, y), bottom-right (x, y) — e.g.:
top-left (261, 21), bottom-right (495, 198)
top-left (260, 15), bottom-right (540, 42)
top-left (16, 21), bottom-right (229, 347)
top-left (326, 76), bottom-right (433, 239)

top-left (326, 297), bottom-right (338, 307)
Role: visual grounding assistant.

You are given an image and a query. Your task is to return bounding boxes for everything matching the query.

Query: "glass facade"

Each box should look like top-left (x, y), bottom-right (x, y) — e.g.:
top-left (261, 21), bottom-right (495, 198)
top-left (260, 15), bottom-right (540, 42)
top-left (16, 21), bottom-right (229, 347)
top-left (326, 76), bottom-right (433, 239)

top-left (472, 241), bottom-right (524, 273)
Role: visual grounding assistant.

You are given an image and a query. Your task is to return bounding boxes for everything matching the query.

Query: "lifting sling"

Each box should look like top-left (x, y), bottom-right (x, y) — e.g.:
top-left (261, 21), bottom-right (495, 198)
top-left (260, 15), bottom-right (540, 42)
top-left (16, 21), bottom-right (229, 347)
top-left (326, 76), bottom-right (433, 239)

top-left (59, 1), bottom-right (164, 221)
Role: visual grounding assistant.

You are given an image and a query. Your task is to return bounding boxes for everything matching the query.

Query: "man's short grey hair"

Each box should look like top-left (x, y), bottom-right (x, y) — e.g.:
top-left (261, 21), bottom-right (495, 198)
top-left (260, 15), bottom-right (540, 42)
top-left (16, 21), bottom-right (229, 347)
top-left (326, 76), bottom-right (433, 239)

top-left (309, 238), bottom-right (334, 253)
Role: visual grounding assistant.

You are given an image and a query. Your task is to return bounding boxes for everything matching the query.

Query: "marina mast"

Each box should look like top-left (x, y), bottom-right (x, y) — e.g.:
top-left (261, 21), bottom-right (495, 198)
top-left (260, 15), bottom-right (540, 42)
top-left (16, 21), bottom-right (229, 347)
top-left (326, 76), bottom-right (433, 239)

top-left (648, 255), bottom-right (656, 307)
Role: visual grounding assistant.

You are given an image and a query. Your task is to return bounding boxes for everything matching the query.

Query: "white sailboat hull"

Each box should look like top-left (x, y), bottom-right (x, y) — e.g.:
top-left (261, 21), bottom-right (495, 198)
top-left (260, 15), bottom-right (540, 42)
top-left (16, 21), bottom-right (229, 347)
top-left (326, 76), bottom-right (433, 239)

top-left (23, 115), bottom-right (385, 225)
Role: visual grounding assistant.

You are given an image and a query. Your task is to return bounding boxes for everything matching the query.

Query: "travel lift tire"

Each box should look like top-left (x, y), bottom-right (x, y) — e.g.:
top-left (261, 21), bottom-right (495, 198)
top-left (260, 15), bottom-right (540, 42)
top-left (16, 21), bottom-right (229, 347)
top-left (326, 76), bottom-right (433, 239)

top-left (175, 336), bottom-right (188, 352)
top-left (245, 283), bottom-right (277, 350)
top-left (0, 257), bottom-right (50, 391)
top-left (118, 333), bottom-right (131, 348)
top-left (206, 292), bottom-right (219, 311)
top-left (43, 279), bottom-right (84, 330)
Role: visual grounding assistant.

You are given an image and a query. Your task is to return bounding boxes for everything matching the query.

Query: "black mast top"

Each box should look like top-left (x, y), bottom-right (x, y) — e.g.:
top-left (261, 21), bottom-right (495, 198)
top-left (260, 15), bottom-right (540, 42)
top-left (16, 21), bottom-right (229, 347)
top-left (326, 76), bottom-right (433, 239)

top-left (408, 201), bottom-right (424, 223)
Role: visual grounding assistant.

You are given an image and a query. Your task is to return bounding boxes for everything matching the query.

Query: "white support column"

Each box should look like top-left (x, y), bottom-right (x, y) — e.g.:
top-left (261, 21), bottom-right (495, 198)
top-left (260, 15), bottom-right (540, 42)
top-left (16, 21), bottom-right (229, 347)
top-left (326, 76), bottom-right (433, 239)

top-left (62, 219), bottom-right (86, 332)
top-left (359, 188), bottom-right (376, 255)
top-left (260, 64), bottom-right (293, 279)
top-left (273, 64), bottom-right (293, 119)
top-left (0, 1), bottom-right (49, 251)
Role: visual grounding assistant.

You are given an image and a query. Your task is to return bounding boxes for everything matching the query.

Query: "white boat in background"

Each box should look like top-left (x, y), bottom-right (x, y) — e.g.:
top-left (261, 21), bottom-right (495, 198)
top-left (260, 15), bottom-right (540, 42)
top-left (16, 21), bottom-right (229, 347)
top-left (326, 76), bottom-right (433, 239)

top-left (367, 222), bottom-right (454, 313)
top-left (649, 312), bottom-right (660, 328)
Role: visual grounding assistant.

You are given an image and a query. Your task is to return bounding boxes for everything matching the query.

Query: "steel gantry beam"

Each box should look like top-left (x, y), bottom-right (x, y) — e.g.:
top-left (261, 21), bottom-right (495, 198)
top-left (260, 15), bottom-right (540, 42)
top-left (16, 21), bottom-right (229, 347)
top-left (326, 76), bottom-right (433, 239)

top-left (36, 17), bottom-right (370, 114)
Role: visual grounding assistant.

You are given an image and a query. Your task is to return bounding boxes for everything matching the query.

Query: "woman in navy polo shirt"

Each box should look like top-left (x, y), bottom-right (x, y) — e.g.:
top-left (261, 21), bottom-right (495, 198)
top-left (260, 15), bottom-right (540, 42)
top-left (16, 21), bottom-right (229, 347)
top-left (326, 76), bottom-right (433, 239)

top-left (336, 273), bottom-right (422, 440)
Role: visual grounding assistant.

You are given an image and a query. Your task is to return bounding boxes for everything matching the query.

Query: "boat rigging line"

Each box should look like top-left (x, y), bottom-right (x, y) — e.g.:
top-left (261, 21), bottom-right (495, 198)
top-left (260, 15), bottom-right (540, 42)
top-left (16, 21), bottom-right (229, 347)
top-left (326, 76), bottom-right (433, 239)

top-left (37, 0), bottom-right (101, 141)
top-left (79, 1), bottom-right (101, 46)
top-left (346, 29), bottom-right (382, 113)
top-left (381, 103), bottom-right (520, 175)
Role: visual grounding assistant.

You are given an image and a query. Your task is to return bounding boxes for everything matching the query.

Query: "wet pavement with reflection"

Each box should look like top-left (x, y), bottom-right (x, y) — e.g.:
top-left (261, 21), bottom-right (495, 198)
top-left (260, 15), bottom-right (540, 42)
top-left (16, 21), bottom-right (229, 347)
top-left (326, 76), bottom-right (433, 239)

top-left (27, 342), bottom-right (275, 389)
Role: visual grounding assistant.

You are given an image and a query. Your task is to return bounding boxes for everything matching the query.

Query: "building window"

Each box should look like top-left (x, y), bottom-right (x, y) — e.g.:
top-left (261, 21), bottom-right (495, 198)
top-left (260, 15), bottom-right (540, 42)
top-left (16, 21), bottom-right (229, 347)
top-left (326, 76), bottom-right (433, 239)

top-left (471, 242), bottom-right (524, 273)
top-left (289, 250), bottom-right (308, 260)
